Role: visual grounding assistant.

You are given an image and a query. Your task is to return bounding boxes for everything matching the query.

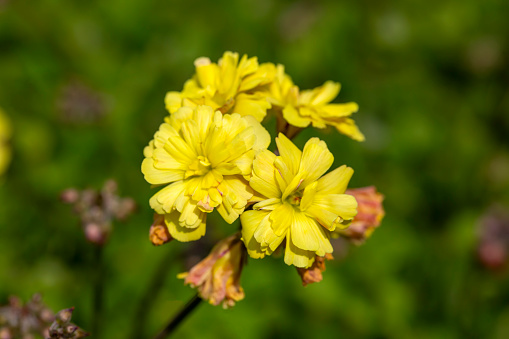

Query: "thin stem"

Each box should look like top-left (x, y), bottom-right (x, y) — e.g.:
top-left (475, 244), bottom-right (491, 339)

top-left (131, 248), bottom-right (175, 339)
top-left (153, 294), bottom-right (202, 339)
top-left (92, 245), bottom-right (104, 339)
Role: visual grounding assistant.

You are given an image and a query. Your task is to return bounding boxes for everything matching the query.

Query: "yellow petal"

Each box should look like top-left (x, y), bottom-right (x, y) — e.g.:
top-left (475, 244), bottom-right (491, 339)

top-left (251, 150), bottom-right (280, 199)
top-left (310, 81), bottom-right (340, 106)
top-left (291, 211), bottom-right (333, 255)
top-left (300, 181), bottom-right (317, 211)
top-left (230, 150), bottom-right (254, 177)
top-left (239, 62), bottom-right (276, 92)
top-left (282, 105), bottom-right (310, 128)
top-left (218, 51), bottom-right (240, 96)
top-left (320, 102), bottom-right (359, 118)
top-left (298, 138), bottom-right (334, 188)
top-left (254, 210), bottom-right (285, 252)
top-left (273, 157), bottom-right (291, 193)
top-left (165, 91), bottom-right (182, 113)
top-left (284, 233), bottom-right (315, 268)
top-left (143, 140), bottom-right (154, 158)
top-left (275, 133), bottom-right (301, 176)
top-left (166, 211), bottom-right (206, 242)
top-left (233, 93), bottom-right (271, 122)
top-left (180, 119), bottom-right (201, 154)
top-left (290, 212), bottom-right (320, 252)
top-left (163, 135), bottom-right (197, 164)
top-left (316, 165), bottom-right (354, 195)
top-left (270, 203), bottom-right (294, 236)
top-left (168, 106), bottom-right (195, 133)
top-left (242, 115), bottom-right (271, 152)
top-left (216, 176), bottom-right (253, 224)
top-left (152, 148), bottom-right (187, 171)
top-left (149, 180), bottom-right (187, 214)
top-left (253, 197), bottom-right (280, 211)
top-left (237, 54), bottom-right (259, 79)
top-left (311, 193), bottom-right (358, 226)
top-left (329, 117), bottom-right (365, 142)
top-left (241, 210), bottom-right (270, 259)
top-left (195, 57), bottom-right (219, 90)
top-left (194, 105), bottom-right (215, 141)
top-left (153, 123), bottom-right (178, 149)
top-left (142, 158), bottom-right (185, 185)
top-left (281, 170), bottom-right (306, 201)
top-left (179, 201), bottom-right (206, 228)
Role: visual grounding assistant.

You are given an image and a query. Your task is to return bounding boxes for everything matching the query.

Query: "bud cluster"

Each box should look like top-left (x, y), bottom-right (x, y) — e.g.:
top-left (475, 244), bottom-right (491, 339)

top-left (61, 180), bottom-right (136, 245)
top-left (478, 205), bottom-right (509, 270)
top-left (48, 307), bottom-right (89, 339)
top-left (0, 295), bottom-right (88, 339)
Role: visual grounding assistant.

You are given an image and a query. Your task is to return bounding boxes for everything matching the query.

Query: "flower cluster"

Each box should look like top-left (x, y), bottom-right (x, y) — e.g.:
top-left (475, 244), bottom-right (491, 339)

top-left (61, 180), bottom-right (136, 246)
top-left (0, 294), bottom-right (88, 339)
top-left (142, 51), bottom-right (384, 306)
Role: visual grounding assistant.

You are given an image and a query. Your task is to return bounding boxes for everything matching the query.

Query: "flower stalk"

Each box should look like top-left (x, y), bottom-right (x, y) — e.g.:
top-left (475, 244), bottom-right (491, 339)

top-left (153, 294), bottom-right (202, 339)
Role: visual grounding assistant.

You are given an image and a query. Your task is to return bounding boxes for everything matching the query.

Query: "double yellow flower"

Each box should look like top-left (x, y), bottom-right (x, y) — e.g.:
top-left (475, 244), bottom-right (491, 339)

top-left (142, 51), bottom-right (363, 269)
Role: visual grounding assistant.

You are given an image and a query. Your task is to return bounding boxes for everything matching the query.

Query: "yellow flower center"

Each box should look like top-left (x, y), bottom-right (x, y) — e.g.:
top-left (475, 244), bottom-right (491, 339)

top-left (288, 191), bottom-right (303, 206)
top-left (185, 156), bottom-right (211, 178)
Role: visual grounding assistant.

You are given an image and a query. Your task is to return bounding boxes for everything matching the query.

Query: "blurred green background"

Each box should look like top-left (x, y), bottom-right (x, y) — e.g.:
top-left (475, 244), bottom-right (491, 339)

top-left (1, 0), bottom-right (509, 338)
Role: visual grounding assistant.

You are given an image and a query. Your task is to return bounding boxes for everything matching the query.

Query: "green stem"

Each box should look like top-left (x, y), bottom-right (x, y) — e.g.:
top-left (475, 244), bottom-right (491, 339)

top-left (131, 248), bottom-right (175, 339)
top-left (92, 245), bottom-right (104, 339)
top-left (153, 294), bottom-right (202, 339)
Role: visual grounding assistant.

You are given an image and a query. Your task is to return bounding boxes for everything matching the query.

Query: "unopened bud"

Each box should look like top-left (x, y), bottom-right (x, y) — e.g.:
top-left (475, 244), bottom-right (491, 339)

top-left (60, 189), bottom-right (80, 204)
top-left (65, 324), bottom-right (78, 334)
top-left (55, 307), bottom-right (74, 325)
top-left (39, 309), bottom-right (54, 323)
top-left (73, 328), bottom-right (90, 338)
top-left (84, 223), bottom-right (107, 245)
top-left (296, 253), bottom-right (333, 286)
top-left (149, 214), bottom-right (172, 246)
top-left (0, 328), bottom-right (12, 339)
top-left (180, 233), bottom-right (246, 308)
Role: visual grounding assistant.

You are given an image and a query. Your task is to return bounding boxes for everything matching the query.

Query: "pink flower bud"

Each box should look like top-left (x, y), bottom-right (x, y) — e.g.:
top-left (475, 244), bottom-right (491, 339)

top-left (179, 234), bottom-right (246, 308)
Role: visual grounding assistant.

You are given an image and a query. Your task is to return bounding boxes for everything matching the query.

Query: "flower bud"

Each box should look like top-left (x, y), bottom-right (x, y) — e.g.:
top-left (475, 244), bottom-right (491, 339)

top-left (477, 206), bottom-right (509, 270)
top-left (149, 214), bottom-right (172, 246)
top-left (73, 327), bottom-right (90, 338)
top-left (296, 253), bottom-right (333, 286)
top-left (60, 189), bottom-right (80, 204)
top-left (338, 186), bottom-right (385, 244)
top-left (55, 307), bottom-right (74, 325)
top-left (179, 234), bottom-right (246, 308)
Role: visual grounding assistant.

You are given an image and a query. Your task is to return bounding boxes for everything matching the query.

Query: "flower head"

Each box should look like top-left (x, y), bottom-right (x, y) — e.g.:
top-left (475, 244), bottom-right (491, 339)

top-left (178, 234), bottom-right (246, 308)
top-left (336, 186), bottom-right (385, 244)
top-left (268, 65), bottom-right (364, 141)
top-left (0, 107), bottom-right (12, 176)
top-left (165, 51), bottom-right (276, 122)
top-left (240, 133), bottom-right (358, 268)
top-left (142, 105), bottom-right (270, 242)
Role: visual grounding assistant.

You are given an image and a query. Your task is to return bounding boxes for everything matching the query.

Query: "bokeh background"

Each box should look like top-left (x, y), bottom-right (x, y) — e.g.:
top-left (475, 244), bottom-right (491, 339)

top-left (1, 0), bottom-right (509, 338)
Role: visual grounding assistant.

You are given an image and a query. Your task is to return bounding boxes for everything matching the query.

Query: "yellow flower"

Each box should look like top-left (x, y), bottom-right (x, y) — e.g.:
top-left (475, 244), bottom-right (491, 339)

top-left (336, 186), bottom-right (385, 244)
top-left (142, 105), bottom-right (270, 242)
top-left (165, 51), bottom-right (276, 122)
top-left (178, 233), bottom-right (246, 308)
top-left (240, 134), bottom-right (358, 268)
top-left (268, 65), bottom-right (364, 141)
top-left (0, 107), bottom-right (12, 176)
